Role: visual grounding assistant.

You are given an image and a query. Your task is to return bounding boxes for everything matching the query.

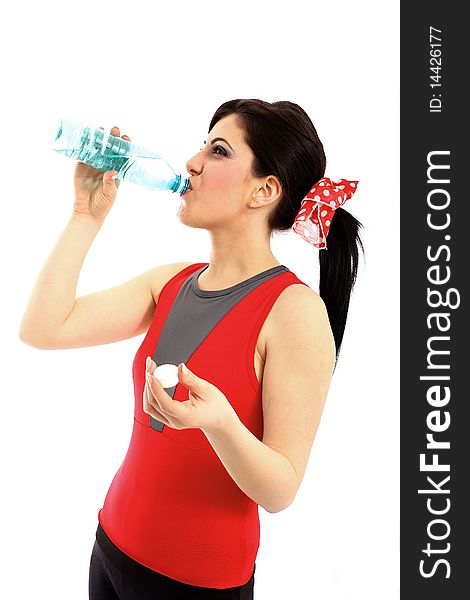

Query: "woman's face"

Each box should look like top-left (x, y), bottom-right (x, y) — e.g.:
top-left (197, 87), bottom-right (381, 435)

top-left (180, 114), bottom-right (264, 230)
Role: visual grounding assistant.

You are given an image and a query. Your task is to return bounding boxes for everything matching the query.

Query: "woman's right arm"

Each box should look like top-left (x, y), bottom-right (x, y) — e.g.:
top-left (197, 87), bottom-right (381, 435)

top-left (19, 213), bottom-right (105, 347)
top-left (18, 212), bottom-right (193, 349)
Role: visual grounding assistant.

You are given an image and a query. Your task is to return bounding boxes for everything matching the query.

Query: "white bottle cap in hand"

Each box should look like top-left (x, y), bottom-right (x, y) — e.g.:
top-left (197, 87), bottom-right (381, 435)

top-left (153, 364), bottom-right (179, 389)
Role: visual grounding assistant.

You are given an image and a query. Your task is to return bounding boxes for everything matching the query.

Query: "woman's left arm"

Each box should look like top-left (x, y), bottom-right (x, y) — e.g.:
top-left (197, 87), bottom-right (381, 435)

top-left (201, 410), bottom-right (300, 513)
top-left (203, 285), bottom-right (336, 513)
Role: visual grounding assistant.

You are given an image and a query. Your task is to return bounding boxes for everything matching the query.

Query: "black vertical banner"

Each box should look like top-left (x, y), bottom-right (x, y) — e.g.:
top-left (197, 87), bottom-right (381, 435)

top-left (401, 3), bottom-right (468, 599)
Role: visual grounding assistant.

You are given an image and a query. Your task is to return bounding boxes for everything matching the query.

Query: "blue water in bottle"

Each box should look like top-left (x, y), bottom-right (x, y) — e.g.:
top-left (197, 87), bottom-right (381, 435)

top-left (52, 117), bottom-right (190, 196)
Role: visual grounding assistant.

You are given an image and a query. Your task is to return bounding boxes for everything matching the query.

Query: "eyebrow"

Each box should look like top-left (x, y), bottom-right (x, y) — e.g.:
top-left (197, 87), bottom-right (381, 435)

top-left (204, 137), bottom-right (235, 152)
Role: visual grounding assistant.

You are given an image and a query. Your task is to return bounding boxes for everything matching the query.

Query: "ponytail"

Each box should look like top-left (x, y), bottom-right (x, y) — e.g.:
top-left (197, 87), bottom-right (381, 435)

top-left (319, 207), bottom-right (365, 368)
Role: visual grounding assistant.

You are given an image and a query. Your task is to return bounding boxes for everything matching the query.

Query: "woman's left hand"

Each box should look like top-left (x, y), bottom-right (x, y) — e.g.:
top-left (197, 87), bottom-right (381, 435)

top-left (143, 357), bottom-right (237, 434)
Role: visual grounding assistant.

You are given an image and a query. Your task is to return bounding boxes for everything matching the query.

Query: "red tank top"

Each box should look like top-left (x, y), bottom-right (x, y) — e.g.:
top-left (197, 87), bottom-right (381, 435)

top-left (98, 262), bottom-right (309, 588)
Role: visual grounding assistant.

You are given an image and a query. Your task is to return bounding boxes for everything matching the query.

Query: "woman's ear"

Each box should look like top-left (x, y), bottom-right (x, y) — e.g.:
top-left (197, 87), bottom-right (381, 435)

top-left (251, 175), bottom-right (282, 207)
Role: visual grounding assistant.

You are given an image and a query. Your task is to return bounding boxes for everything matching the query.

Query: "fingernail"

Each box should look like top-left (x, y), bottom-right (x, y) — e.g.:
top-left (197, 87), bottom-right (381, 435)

top-left (182, 363), bottom-right (188, 374)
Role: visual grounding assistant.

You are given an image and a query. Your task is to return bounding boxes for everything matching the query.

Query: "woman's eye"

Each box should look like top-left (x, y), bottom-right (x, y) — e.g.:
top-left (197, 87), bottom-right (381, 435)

top-left (212, 145), bottom-right (228, 156)
top-left (198, 145), bottom-right (227, 156)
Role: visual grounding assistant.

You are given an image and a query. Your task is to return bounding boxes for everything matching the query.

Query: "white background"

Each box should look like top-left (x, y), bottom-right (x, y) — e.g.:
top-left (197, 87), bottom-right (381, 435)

top-left (1, 1), bottom-right (399, 598)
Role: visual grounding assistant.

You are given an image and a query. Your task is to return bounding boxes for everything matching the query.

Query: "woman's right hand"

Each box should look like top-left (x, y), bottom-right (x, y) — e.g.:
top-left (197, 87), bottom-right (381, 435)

top-left (73, 125), bottom-right (131, 223)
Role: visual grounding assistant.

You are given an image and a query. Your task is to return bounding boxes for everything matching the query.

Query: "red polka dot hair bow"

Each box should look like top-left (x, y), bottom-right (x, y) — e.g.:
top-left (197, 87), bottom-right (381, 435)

top-left (292, 178), bottom-right (359, 249)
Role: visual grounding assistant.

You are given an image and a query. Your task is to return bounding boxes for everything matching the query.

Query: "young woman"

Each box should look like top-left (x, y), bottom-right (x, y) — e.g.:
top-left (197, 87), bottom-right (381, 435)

top-left (19, 98), bottom-right (364, 599)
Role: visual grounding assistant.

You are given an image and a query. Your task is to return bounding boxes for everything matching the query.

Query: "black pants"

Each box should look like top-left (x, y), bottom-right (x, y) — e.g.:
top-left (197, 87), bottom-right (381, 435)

top-left (89, 523), bottom-right (256, 599)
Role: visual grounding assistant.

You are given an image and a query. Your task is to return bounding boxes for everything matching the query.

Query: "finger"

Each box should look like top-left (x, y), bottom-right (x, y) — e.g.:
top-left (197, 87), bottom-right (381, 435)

top-left (144, 375), bottom-right (159, 409)
top-left (146, 372), bottom-right (163, 408)
top-left (146, 372), bottom-right (179, 417)
top-left (145, 373), bottom-right (170, 415)
top-left (144, 380), bottom-right (170, 424)
top-left (146, 356), bottom-right (155, 374)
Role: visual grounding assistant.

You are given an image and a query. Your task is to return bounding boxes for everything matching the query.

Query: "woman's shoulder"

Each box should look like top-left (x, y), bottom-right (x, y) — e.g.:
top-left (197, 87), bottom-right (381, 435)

top-left (271, 282), bottom-right (324, 322)
top-left (265, 283), bottom-right (328, 341)
top-left (264, 283), bottom-right (335, 364)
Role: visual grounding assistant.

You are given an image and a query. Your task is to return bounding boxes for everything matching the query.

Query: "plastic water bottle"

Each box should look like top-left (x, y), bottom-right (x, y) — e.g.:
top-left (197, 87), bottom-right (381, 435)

top-left (52, 117), bottom-right (190, 196)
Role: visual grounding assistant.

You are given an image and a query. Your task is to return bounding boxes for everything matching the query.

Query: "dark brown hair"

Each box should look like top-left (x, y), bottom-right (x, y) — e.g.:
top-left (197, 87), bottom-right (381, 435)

top-left (209, 98), bottom-right (364, 366)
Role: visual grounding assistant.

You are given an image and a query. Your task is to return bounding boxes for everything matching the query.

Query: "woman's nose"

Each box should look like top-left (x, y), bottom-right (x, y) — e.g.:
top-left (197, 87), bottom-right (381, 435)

top-left (186, 149), bottom-right (203, 175)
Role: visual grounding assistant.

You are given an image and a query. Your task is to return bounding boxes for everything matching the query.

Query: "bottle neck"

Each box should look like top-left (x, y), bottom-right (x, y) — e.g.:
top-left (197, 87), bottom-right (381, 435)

top-left (172, 174), bottom-right (190, 195)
